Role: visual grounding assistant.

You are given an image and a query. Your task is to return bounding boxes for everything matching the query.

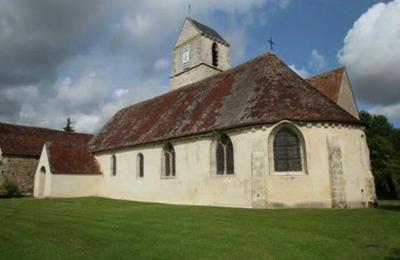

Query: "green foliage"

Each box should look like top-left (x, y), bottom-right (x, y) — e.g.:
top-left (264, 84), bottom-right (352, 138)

top-left (360, 111), bottom-right (400, 199)
top-left (63, 117), bottom-right (74, 132)
top-left (0, 184), bottom-right (7, 198)
top-left (0, 179), bottom-right (20, 198)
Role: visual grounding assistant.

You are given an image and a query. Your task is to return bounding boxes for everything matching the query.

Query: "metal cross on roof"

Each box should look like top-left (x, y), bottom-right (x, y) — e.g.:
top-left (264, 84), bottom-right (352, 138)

top-left (188, 3), bottom-right (192, 16)
top-left (268, 37), bottom-right (275, 51)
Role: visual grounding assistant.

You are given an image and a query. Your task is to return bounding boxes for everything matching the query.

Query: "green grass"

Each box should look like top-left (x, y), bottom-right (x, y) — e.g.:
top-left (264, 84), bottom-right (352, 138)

top-left (0, 198), bottom-right (399, 260)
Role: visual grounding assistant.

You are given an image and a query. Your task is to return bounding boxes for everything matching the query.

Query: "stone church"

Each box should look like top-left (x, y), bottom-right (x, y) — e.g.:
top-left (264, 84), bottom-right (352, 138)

top-left (31, 17), bottom-right (376, 208)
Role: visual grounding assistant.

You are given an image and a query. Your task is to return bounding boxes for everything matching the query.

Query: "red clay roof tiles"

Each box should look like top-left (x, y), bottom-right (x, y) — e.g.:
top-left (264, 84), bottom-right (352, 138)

top-left (90, 53), bottom-right (360, 153)
top-left (0, 122), bottom-right (92, 157)
top-left (47, 143), bottom-right (101, 175)
top-left (306, 67), bottom-right (345, 103)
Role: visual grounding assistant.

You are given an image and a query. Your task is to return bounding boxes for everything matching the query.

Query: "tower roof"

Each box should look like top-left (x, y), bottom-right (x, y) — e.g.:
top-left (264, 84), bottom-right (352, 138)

top-left (306, 67), bottom-right (345, 103)
top-left (188, 17), bottom-right (230, 46)
top-left (90, 53), bottom-right (360, 153)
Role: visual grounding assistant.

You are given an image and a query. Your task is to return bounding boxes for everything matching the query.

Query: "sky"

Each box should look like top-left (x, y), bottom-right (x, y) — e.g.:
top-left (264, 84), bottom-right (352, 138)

top-left (0, 0), bottom-right (399, 133)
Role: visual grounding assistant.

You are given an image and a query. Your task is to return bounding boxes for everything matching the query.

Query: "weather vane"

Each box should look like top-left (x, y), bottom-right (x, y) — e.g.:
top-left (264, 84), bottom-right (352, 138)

top-left (268, 37), bottom-right (275, 51)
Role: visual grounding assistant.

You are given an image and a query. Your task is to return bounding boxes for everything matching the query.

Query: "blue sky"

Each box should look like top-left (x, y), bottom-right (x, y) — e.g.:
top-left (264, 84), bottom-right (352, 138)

top-left (0, 0), bottom-right (399, 132)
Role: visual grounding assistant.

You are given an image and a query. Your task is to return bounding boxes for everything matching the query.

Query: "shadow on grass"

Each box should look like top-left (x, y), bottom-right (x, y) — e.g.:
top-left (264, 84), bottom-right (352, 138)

top-left (367, 244), bottom-right (400, 260)
top-left (377, 200), bottom-right (400, 212)
top-left (386, 248), bottom-right (400, 260)
top-left (379, 205), bottom-right (400, 212)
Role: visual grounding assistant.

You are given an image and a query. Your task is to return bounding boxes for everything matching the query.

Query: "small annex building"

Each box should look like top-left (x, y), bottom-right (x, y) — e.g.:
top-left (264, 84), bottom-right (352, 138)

top-left (0, 122), bottom-right (93, 194)
top-left (32, 17), bottom-right (376, 208)
top-left (34, 142), bottom-right (101, 198)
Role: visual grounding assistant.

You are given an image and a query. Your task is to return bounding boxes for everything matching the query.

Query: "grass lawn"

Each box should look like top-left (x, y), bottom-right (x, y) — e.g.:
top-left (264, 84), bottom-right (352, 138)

top-left (0, 198), bottom-right (399, 259)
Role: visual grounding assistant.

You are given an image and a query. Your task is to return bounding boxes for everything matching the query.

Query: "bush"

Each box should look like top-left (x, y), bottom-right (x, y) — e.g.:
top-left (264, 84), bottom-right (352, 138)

top-left (0, 184), bottom-right (7, 198)
top-left (0, 180), bottom-right (20, 198)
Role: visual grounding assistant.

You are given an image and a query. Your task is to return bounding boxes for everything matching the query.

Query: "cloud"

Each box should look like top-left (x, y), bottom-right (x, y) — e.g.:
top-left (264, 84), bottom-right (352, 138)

top-left (154, 58), bottom-right (170, 71)
top-left (0, 0), bottom-right (290, 133)
top-left (338, 0), bottom-right (400, 105)
top-left (308, 49), bottom-right (327, 71)
top-left (0, 0), bottom-right (113, 88)
top-left (289, 49), bottom-right (328, 78)
top-left (369, 102), bottom-right (400, 121)
top-left (289, 65), bottom-right (310, 78)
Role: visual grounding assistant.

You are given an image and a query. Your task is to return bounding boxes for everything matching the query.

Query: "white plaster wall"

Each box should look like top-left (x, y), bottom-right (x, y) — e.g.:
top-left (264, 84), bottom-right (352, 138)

top-left (33, 144), bottom-right (102, 198)
top-left (96, 136), bottom-right (252, 208)
top-left (94, 122), bottom-right (375, 208)
top-left (49, 174), bottom-right (101, 198)
top-left (33, 145), bottom-right (52, 198)
top-left (337, 72), bottom-right (359, 119)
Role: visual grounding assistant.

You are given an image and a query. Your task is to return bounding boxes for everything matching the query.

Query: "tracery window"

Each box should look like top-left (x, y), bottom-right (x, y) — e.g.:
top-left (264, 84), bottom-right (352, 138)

top-left (216, 134), bottom-right (234, 175)
top-left (163, 144), bottom-right (175, 177)
top-left (273, 128), bottom-right (302, 172)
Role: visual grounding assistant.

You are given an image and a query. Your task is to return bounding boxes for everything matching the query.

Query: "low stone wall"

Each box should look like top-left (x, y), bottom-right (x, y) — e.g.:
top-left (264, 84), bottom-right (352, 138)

top-left (0, 155), bottom-right (38, 194)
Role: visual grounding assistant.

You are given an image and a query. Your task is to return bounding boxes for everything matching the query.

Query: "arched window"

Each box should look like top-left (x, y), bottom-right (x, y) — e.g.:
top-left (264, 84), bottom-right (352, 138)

top-left (216, 134), bottom-right (234, 175)
top-left (273, 128), bottom-right (302, 172)
top-left (111, 154), bottom-right (117, 176)
top-left (163, 144), bottom-right (175, 177)
top-left (38, 166), bottom-right (46, 198)
top-left (137, 153), bottom-right (144, 178)
top-left (212, 42), bottom-right (218, 67)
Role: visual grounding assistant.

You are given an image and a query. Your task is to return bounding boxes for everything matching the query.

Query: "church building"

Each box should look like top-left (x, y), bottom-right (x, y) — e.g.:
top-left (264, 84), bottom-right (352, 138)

top-left (33, 17), bottom-right (377, 208)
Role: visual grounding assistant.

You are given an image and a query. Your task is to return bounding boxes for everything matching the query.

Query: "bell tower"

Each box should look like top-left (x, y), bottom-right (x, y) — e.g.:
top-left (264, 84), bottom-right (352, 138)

top-left (170, 17), bottom-right (231, 90)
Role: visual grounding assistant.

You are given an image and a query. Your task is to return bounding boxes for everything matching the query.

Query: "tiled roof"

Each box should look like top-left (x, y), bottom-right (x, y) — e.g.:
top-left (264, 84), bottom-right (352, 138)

top-left (306, 67), bottom-right (345, 103)
top-left (189, 18), bottom-right (229, 46)
top-left (0, 122), bottom-right (93, 157)
top-left (47, 143), bottom-right (101, 175)
top-left (90, 53), bottom-right (360, 153)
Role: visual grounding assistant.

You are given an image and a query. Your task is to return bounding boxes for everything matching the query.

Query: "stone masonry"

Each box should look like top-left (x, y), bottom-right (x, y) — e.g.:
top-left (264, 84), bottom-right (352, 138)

top-left (0, 155), bottom-right (39, 194)
top-left (327, 136), bottom-right (347, 208)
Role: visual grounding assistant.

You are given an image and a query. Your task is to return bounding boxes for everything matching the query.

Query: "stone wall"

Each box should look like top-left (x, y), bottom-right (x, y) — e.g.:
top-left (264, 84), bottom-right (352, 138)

top-left (171, 19), bottom-right (230, 90)
top-left (0, 155), bottom-right (38, 194)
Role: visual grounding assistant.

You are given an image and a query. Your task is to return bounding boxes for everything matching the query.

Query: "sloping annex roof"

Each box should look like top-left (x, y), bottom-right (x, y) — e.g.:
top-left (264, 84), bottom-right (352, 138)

top-left (0, 122), bottom-right (92, 157)
top-left (306, 67), bottom-right (345, 103)
top-left (47, 143), bottom-right (101, 175)
top-left (188, 17), bottom-right (230, 46)
top-left (90, 53), bottom-right (360, 153)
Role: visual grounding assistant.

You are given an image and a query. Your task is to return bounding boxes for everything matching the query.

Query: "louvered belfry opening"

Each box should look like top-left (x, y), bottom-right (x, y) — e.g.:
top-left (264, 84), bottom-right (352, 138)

top-left (164, 143), bottom-right (176, 177)
top-left (216, 134), bottom-right (234, 175)
top-left (212, 42), bottom-right (218, 67)
top-left (273, 128), bottom-right (302, 172)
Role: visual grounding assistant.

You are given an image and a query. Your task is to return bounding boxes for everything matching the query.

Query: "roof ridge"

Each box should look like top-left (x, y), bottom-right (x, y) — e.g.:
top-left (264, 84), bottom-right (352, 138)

top-left (260, 56), bottom-right (358, 121)
top-left (301, 68), bottom-right (359, 121)
top-left (302, 77), bottom-right (359, 121)
top-left (307, 66), bottom-right (345, 80)
top-left (0, 121), bottom-right (92, 136)
top-left (113, 52), bottom-right (274, 115)
top-left (187, 17), bottom-right (229, 46)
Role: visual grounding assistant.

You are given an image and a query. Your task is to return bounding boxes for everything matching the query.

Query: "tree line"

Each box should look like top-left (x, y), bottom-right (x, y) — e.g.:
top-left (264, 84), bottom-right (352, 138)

top-left (360, 111), bottom-right (400, 199)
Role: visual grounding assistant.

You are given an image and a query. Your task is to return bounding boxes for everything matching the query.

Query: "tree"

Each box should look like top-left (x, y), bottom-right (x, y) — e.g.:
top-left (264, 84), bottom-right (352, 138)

top-left (63, 117), bottom-right (75, 133)
top-left (360, 111), bottom-right (400, 199)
